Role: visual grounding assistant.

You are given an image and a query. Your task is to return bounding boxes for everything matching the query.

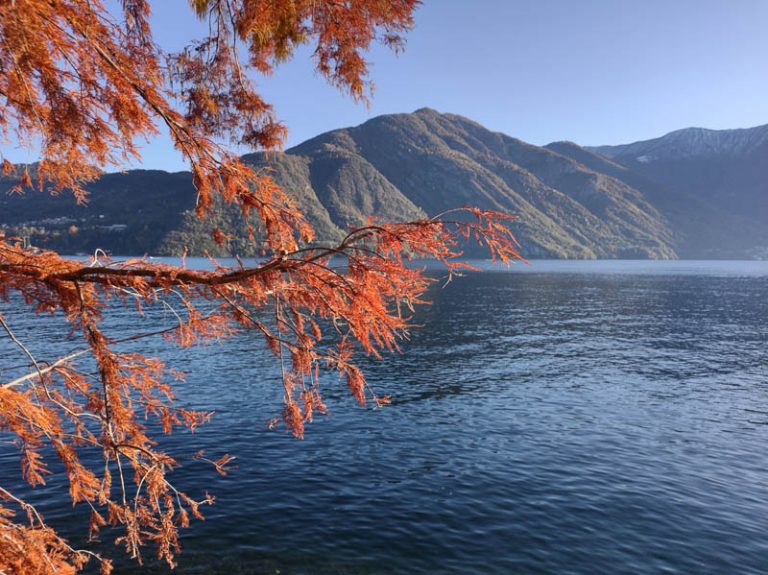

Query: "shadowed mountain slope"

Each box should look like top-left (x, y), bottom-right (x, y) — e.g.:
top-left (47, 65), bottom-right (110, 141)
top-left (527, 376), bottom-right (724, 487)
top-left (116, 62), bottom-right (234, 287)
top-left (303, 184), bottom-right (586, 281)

top-left (584, 125), bottom-right (768, 257)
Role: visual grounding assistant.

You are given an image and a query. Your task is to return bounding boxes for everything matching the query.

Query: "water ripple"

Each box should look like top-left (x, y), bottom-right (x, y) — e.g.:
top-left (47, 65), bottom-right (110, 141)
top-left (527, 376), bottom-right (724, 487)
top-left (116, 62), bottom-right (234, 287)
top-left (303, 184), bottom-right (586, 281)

top-left (1, 261), bottom-right (767, 574)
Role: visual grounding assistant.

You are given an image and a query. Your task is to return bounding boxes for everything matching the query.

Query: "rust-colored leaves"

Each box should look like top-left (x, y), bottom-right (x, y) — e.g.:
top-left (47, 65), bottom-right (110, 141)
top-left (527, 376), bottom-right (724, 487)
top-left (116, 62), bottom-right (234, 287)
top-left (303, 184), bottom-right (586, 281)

top-left (0, 1), bottom-right (528, 573)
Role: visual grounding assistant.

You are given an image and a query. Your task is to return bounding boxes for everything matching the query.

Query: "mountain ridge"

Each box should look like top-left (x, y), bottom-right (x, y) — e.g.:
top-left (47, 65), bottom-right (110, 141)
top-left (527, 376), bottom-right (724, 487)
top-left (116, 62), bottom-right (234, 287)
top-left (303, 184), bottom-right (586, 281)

top-left (1, 110), bottom-right (766, 259)
top-left (589, 124), bottom-right (768, 161)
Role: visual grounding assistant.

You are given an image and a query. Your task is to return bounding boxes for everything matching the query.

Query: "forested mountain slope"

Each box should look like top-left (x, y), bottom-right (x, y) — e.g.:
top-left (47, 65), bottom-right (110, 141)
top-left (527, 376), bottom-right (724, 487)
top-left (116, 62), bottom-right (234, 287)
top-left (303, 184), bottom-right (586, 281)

top-left (2, 110), bottom-right (765, 258)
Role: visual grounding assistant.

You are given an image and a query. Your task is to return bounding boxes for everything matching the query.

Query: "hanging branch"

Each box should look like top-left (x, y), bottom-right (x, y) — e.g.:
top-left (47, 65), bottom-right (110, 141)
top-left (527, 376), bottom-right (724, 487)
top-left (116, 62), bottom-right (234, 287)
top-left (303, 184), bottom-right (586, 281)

top-left (0, 2), bottom-right (524, 573)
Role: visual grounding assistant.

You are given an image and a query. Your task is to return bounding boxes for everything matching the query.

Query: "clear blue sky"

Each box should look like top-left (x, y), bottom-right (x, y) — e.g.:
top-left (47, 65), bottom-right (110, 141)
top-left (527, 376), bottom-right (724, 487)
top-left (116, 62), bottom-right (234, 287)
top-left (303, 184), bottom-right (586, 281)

top-left (6, 0), bottom-right (768, 171)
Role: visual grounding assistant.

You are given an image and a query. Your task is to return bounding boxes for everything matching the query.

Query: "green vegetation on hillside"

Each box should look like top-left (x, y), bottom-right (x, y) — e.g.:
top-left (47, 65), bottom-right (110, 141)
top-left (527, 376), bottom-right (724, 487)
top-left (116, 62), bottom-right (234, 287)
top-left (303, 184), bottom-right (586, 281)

top-left (2, 110), bottom-right (766, 259)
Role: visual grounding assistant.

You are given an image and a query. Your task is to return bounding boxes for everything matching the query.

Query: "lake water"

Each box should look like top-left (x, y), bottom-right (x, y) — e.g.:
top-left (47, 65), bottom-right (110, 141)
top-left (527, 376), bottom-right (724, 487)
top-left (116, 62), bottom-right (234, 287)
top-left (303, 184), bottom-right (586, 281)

top-left (2, 260), bottom-right (768, 574)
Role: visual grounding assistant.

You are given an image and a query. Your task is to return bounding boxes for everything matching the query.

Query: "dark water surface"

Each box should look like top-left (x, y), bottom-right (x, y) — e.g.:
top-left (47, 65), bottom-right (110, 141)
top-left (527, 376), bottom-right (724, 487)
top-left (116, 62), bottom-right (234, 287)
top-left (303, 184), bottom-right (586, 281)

top-left (2, 260), bottom-right (768, 574)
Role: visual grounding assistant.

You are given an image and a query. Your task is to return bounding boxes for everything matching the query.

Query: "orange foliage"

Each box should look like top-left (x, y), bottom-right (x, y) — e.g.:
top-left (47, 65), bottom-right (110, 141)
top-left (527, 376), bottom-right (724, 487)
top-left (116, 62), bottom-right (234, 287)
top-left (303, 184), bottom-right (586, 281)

top-left (0, 1), bottom-right (524, 572)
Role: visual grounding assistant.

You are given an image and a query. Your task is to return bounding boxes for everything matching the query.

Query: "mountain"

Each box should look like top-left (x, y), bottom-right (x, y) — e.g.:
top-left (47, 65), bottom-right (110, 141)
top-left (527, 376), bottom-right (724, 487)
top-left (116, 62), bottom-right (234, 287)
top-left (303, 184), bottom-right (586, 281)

top-left (589, 124), bottom-right (768, 222)
top-left (590, 125), bottom-right (768, 161)
top-left (586, 124), bottom-right (768, 257)
top-left (1, 110), bottom-right (766, 259)
top-left (0, 170), bottom-right (195, 255)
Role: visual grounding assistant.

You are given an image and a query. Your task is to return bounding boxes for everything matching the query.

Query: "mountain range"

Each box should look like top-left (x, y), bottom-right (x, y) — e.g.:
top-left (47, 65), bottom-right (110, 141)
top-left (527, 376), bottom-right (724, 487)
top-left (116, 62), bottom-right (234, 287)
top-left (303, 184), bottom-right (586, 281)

top-left (1, 108), bottom-right (766, 259)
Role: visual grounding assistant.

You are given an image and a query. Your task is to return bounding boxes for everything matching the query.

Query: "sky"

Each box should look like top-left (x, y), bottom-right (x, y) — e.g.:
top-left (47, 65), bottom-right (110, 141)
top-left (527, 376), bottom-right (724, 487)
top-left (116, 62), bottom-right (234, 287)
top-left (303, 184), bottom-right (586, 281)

top-left (5, 0), bottom-right (768, 171)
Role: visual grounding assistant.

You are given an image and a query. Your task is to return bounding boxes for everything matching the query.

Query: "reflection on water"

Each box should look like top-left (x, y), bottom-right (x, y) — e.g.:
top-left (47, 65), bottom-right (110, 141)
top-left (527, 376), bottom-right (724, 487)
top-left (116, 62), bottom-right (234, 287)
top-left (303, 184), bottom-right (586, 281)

top-left (1, 260), bottom-right (768, 574)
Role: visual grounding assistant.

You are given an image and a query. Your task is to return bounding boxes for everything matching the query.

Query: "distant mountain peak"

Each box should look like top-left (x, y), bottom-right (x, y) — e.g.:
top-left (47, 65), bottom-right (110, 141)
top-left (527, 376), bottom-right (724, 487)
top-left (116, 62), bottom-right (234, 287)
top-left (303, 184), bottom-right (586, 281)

top-left (590, 123), bottom-right (768, 162)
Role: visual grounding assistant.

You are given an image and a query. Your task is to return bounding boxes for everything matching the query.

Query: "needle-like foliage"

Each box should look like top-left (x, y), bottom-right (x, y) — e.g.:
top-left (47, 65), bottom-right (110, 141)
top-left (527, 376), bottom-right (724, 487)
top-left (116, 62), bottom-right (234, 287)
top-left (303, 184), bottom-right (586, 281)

top-left (0, 1), bottom-right (523, 572)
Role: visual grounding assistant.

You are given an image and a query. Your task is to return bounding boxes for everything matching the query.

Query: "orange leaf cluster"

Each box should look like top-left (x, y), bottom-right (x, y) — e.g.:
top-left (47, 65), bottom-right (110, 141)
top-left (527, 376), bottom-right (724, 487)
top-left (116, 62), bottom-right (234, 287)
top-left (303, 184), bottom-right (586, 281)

top-left (1, 1), bottom-right (525, 573)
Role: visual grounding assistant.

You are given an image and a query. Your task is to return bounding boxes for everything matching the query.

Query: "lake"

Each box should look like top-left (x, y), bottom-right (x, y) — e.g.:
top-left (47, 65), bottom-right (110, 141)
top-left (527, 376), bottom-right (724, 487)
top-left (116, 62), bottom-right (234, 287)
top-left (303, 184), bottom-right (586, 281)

top-left (1, 260), bottom-right (768, 574)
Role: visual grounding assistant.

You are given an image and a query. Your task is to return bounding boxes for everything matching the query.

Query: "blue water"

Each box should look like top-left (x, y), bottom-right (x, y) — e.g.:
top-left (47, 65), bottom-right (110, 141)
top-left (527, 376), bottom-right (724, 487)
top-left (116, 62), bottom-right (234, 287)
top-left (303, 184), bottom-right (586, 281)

top-left (1, 260), bottom-right (768, 574)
